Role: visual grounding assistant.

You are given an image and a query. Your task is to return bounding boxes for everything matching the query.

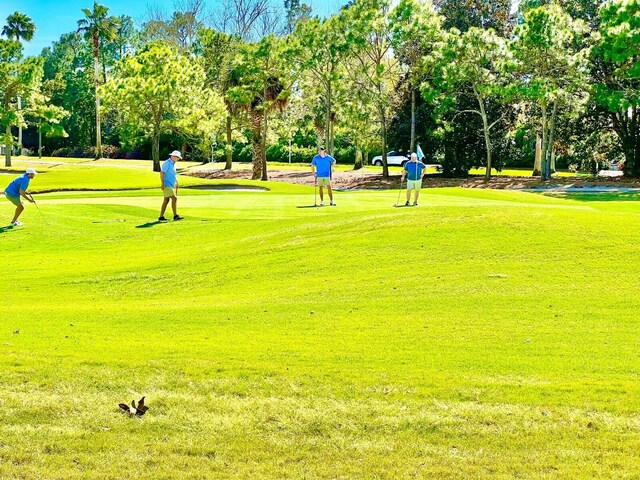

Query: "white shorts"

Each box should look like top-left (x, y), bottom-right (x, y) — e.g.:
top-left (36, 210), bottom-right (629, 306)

top-left (317, 177), bottom-right (331, 187)
top-left (407, 180), bottom-right (422, 191)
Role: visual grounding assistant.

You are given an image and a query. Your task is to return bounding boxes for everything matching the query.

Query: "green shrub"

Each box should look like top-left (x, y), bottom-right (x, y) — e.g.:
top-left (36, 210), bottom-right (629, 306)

top-left (208, 142), bottom-right (361, 166)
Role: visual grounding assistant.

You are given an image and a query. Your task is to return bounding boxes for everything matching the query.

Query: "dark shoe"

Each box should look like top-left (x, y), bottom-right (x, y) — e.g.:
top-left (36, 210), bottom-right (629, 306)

top-left (405, 201), bottom-right (410, 206)
top-left (173, 215), bottom-right (184, 221)
top-left (158, 216), bottom-right (168, 222)
top-left (413, 202), bottom-right (418, 206)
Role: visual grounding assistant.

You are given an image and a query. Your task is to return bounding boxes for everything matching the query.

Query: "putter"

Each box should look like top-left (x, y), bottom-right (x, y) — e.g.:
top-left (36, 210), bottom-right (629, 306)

top-left (394, 177), bottom-right (405, 207)
top-left (31, 197), bottom-right (49, 226)
top-left (314, 177), bottom-right (318, 207)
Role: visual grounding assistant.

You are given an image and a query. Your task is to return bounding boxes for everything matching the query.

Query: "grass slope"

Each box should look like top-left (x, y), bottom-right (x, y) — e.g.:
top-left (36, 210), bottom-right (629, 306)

top-left (1, 168), bottom-right (640, 478)
top-left (2, 157), bottom-right (211, 192)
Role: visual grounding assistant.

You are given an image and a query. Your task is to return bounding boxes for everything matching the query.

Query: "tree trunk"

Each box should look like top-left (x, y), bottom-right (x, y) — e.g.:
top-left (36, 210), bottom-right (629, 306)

top-left (354, 144), bottom-right (363, 170)
top-left (93, 36), bottom-right (102, 160)
top-left (326, 84), bottom-right (331, 153)
top-left (481, 121), bottom-right (492, 180)
top-left (410, 86), bottom-right (416, 155)
top-left (181, 140), bottom-right (187, 160)
top-left (544, 102), bottom-right (558, 178)
top-left (152, 131), bottom-right (161, 172)
top-left (632, 107), bottom-right (639, 177)
top-left (38, 120), bottom-right (43, 159)
top-left (540, 105), bottom-right (551, 181)
top-left (622, 136), bottom-right (640, 177)
top-left (261, 101), bottom-right (268, 181)
top-left (5, 123), bottom-right (12, 167)
top-left (551, 149), bottom-right (556, 173)
top-left (381, 111), bottom-right (389, 179)
top-left (329, 111), bottom-right (335, 156)
top-left (533, 134), bottom-right (542, 176)
top-left (250, 110), bottom-right (263, 180)
top-left (477, 95), bottom-right (492, 180)
top-left (17, 96), bottom-right (22, 153)
top-left (315, 118), bottom-right (324, 147)
top-left (225, 115), bottom-right (233, 170)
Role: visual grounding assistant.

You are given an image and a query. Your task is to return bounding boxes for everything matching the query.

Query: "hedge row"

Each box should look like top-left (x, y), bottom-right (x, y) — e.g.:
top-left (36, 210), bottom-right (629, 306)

top-left (50, 145), bottom-right (144, 159)
top-left (210, 143), bottom-right (362, 165)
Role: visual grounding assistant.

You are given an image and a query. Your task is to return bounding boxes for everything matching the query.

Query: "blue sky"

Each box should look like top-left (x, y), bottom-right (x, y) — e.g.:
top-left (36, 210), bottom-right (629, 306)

top-left (1, 0), bottom-right (345, 57)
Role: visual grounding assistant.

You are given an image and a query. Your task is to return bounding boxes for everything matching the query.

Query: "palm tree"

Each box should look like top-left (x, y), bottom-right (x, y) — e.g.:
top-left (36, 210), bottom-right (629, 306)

top-left (230, 36), bottom-right (290, 181)
top-left (221, 58), bottom-right (246, 170)
top-left (77, 3), bottom-right (119, 160)
top-left (2, 12), bottom-right (35, 42)
top-left (2, 11), bottom-right (35, 154)
top-left (246, 75), bottom-right (288, 180)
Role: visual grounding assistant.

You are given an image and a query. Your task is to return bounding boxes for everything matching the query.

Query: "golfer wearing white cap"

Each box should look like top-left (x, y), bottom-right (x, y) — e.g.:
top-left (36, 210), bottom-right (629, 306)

top-left (159, 150), bottom-right (183, 222)
top-left (4, 168), bottom-right (37, 226)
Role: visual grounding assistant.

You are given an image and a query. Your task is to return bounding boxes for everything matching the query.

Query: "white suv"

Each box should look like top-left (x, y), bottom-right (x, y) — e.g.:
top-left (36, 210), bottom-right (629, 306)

top-left (371, 151), bottom-right (408, 167)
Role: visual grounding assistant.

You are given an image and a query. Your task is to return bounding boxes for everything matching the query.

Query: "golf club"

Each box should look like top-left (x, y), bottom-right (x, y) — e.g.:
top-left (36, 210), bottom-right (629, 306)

top-left (314, 177), bottom-right (318, 207)
top-left (395, 176), bottom-right (405, 207)
top-left (31, 196), bottom-right (49, 226)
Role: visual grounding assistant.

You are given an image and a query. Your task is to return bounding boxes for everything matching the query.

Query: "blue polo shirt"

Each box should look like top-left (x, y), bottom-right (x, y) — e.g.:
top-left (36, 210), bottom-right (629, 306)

top-left (161, 158), bottom-right (178, 188)
top-left (404, 161), bottom-right (427, 181)
top-left (311, 154), bottom-right (335, 178)
top-left (5, 174), bottom-right (30, 196)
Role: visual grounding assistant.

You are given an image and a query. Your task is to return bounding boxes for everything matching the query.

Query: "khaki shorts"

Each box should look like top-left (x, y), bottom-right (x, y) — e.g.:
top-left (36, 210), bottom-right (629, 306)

top-left (163, 187), bottom-right (177, 198)
top-left (316, 177), bottom-right (331, 187)
top-left (5, 193), bottom-right (22, 206)
top-left (407, 180), bottom-right (423, 191)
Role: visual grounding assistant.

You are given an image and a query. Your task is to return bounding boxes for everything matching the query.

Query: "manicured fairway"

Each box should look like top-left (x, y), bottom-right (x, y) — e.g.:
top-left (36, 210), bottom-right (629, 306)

top-left (1, 166), bottom-right (640, 478)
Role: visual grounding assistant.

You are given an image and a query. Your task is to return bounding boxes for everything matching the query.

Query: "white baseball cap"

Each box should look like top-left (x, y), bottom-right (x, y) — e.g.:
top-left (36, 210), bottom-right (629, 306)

top-left (170, 150), bottom-right (182, 159)
top-left (26, 168), bottom-right (38, 175)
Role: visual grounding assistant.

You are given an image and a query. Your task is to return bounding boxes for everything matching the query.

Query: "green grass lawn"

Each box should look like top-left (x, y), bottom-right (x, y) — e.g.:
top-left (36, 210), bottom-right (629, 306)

top-left (1, 162), bottom-right (640, 479)
top-left (2, 157), bottom-right (212, 192)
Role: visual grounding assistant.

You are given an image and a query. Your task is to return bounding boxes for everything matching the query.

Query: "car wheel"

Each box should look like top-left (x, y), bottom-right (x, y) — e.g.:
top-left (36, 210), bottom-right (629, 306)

top-left (374, 160), bottom-right (383, 166)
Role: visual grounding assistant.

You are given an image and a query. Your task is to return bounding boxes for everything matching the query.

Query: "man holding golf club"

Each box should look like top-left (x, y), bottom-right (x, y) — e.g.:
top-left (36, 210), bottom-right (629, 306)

top-left (311, 146), bottom-right (336, 206)
top-left (401, 153), bottom-right (427, 206)
top-left (159, 150), bottom-right (184, 222)
top-left (4, 168), bottom-right (37, 226)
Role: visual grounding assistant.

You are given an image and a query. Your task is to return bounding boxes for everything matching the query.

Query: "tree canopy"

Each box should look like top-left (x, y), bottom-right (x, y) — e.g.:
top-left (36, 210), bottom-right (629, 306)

top-left (6, 0), bottom-right (639, 179)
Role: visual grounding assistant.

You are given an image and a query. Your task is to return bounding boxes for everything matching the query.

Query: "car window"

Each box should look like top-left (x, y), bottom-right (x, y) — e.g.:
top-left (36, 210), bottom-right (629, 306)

top-left (388, 151), bottom-right (397, 156)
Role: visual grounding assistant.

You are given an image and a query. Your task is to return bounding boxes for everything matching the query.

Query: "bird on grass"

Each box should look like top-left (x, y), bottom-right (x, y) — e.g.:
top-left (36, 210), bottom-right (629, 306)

top-left (119, 396), bottom-right (149, 416)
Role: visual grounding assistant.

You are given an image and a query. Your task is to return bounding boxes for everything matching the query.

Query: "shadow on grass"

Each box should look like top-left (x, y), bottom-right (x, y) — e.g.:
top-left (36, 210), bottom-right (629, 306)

top-left (296, 205), bottom-right (319, 209)
top-left (136, 221), bottom-right (165, 229)
top-left (0, 225), bottom-right (17, 234)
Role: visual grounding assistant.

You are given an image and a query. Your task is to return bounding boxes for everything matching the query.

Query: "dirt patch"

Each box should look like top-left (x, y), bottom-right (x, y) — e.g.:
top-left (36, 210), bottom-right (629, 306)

top-left (189, 167), bottom-right (393, 190)
top-left (188, 167), bottom-right (640, 190)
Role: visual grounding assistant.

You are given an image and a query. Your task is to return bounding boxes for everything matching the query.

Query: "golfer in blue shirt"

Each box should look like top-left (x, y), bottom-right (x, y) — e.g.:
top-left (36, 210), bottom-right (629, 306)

top-left (4, 168), bottom-right (37, 226)
top-left (311, 146), bottom-right (336, 206)
top-left (401, 153), bottom-right (427, 206)
top-left (159, 150), bottom-right (184, 222)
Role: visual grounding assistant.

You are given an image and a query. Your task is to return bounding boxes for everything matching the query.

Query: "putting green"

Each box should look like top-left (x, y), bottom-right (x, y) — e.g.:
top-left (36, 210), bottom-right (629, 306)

top-left (1, 172), bottom-right (640, 478)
